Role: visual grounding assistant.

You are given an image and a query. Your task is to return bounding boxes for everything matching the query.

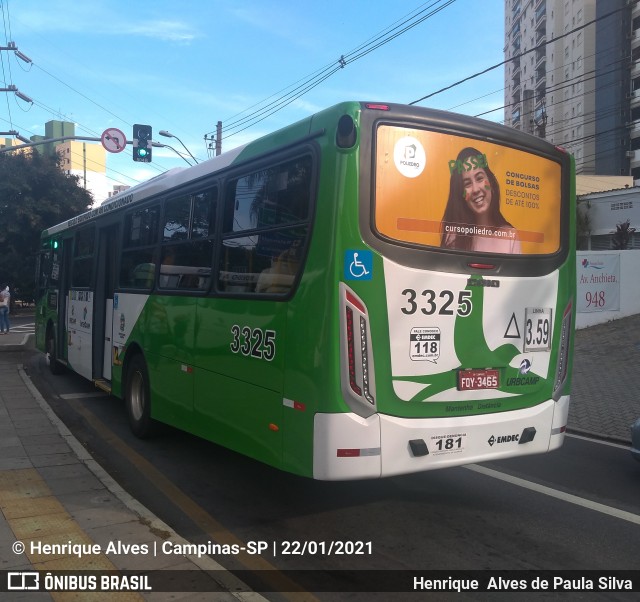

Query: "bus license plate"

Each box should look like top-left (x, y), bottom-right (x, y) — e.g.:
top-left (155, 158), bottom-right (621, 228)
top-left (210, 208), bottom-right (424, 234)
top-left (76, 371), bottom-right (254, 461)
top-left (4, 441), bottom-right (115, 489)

top-left (458, 369), bottom-right (500, 391)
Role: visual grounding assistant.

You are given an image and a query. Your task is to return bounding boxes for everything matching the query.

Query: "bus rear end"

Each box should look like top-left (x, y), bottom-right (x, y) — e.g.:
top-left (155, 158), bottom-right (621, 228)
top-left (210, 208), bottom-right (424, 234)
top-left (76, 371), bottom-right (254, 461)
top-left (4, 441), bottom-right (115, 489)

top-left (314, 102), bottom-right (575, 479)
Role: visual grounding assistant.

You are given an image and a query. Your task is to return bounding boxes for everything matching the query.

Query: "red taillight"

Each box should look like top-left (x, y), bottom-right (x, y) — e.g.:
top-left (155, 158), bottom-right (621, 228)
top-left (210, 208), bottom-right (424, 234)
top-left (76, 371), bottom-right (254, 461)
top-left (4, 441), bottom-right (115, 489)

top-left (341, 283), bottom-right (376, 408)
top-left (345, 306), bottom-right (362, 396)
top-left (468, 262), bottom-right (496, 270)
top-left (365, 103), bottom-right (390, 111)
top-left (337, 448), bottom-right (360, 457)
top-left (346, 291), bottom-right (365, 313)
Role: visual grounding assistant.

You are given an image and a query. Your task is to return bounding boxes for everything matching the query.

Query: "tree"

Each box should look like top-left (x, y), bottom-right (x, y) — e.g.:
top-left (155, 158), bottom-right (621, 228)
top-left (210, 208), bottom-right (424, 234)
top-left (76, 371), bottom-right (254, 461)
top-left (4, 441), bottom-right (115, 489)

top-left (576, 200), bottom-right (591, 250)
top-left (0, 150), bottom-right (93, 302)
top-left (611, 218), bottom-right (636, 250)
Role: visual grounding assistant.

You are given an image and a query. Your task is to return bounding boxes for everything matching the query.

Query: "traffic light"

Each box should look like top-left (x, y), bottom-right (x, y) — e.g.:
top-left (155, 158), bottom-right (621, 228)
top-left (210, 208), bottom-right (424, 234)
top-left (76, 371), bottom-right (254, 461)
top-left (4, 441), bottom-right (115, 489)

top-left (133, 124), bottom-right (152, 162)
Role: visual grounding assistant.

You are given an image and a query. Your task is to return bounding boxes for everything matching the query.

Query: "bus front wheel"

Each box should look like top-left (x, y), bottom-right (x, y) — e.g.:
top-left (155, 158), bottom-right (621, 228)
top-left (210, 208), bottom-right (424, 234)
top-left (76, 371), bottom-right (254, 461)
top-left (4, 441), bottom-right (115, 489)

top-left (125, 354), bottom-right (156, 438)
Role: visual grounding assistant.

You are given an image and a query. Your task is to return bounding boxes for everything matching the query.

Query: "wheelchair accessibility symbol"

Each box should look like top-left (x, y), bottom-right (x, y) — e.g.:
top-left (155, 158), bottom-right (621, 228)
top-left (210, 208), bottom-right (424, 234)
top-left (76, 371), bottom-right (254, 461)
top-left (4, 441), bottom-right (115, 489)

top-left (344, 250), bottom-right (373, 280)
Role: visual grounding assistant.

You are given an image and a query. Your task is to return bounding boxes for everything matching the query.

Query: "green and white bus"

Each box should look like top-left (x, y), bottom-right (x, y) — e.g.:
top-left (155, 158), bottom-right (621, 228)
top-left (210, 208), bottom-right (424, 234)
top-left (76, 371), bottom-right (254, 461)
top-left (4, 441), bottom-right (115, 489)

top-left (35, 102), bottom-right (575, 480)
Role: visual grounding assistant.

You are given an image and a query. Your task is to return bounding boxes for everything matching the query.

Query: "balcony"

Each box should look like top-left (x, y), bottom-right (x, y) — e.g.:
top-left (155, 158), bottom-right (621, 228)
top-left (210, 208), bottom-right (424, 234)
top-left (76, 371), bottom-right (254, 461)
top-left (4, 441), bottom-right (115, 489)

top-left (513, 2), bottom-right (521, 19)
top-left (629, 120), bottom-right (640, 139)
top-left (511, 107), bottom-right (521, 128)
top-left (627, 149), bottom-right (640, 168)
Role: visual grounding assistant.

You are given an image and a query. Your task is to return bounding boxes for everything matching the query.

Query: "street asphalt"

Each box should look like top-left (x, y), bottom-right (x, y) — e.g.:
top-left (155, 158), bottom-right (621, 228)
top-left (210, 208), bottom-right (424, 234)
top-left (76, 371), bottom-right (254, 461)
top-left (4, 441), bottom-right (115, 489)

top-left (0, 310), bottom-right (638, 599)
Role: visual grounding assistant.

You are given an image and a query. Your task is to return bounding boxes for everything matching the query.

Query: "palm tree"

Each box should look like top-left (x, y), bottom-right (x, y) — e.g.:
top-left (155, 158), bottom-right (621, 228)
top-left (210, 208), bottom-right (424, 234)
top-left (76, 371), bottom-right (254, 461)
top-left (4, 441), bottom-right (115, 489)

top-left (611, 219), bottom-right (636, 250)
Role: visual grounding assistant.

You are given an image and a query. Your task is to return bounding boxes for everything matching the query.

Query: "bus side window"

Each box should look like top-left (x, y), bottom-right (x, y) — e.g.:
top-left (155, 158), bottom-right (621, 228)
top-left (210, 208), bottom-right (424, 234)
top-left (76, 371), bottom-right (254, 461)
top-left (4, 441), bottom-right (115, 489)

top-left (120, 205), bottom-right (160, 290)
top-left (72, 226), bottom-right (96, 288)
top-left (158, 187), bottom-right (216, 292)
top-left (218, 156), bottom-right (312, 296)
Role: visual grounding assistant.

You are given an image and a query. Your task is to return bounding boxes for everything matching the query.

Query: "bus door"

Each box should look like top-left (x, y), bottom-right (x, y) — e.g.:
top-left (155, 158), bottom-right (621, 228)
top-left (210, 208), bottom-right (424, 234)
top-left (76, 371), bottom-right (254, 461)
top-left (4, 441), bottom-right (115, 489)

top-left (55, 239), bottom-right (72, 365)
top-left (94, 224), bottom-right (119, 382)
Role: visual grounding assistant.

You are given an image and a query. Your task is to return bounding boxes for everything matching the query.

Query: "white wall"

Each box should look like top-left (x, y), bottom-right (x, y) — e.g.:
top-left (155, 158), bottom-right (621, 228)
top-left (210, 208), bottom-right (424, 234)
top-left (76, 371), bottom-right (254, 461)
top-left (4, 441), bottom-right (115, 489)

top-left (576, 250), bottom-right (640, 329)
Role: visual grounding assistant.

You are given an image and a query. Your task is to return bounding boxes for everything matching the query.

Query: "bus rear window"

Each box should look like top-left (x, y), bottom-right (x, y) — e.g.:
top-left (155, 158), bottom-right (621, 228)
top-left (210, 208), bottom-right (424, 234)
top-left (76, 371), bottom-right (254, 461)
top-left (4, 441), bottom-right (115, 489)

top-left (374, 125), bottom-right (562, 255)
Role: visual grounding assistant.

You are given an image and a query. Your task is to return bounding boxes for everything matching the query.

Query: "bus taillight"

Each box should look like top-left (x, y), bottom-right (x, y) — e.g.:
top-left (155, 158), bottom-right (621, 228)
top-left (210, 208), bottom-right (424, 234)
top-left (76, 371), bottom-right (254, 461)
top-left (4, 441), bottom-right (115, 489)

top-left (365, 103), bottom-right (390, 111)
top-left (552, 300), bottom-right (573, 401)
top-left (340, 283), bottom-right (377, 414)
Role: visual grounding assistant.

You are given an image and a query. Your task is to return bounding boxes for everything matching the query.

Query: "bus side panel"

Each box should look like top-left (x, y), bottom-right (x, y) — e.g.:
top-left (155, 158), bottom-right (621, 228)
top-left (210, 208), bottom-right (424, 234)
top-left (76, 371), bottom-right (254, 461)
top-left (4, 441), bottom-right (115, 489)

top-left (66, 290), bottom-right (94, 381)
top-left (143, 295), bottom-right (198, 428)
top-left (278, 128), bottom-right (355, 477)
top-left (192, 299), bottom-right (287, 470)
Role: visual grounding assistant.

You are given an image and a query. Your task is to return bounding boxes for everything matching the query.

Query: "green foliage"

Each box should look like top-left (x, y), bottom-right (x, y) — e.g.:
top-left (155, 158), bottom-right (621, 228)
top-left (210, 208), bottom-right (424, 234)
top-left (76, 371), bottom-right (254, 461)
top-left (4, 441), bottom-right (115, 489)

top-left (0, 150), bottom-right (92, 301)
top-left (576, 201), bottom-right (591, 250)
top-left (611, 218), bottom-right (636, 250)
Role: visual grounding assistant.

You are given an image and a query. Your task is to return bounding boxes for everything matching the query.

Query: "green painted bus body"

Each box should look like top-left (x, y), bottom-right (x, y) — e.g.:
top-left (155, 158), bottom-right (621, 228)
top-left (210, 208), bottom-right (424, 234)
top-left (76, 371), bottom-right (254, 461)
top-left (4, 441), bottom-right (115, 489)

top-left (36, 102), bottom-right (576, 479)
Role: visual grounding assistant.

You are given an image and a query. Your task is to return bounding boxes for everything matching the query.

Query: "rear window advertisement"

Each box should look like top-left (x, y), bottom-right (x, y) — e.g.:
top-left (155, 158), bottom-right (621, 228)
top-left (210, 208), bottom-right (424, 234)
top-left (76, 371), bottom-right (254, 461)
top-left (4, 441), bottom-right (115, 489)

top-left (374, 126), bottom-right (562, 255)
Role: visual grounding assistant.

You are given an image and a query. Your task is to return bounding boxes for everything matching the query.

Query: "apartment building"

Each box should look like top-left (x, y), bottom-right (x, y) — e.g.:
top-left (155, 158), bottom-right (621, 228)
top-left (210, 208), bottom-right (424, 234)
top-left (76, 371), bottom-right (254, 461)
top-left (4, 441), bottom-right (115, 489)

top-left (504, 0), bottom-right (631, 177)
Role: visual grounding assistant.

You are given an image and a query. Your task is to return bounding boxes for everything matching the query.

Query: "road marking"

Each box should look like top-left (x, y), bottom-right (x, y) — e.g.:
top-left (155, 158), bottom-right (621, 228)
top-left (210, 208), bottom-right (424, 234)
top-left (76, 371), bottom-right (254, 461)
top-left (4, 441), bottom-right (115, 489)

top-left (464, 463), bottom-right (640, 526)
top-left (20, 366), bottom-right (269, 602)
top-left (59, 392), bottom-right (110, 400)
top-left (56, 393), bottom-right (317, 601)
top-left (566, 432), bottom-right (629, 450)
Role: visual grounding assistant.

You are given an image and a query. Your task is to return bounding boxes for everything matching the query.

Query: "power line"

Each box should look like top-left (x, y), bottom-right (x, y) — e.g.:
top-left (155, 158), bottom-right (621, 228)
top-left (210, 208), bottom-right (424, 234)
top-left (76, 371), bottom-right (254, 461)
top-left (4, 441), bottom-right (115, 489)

top-left (215, 0), bottom-right (458, 142)
top-left (409, 2), bottom-right (630, 107)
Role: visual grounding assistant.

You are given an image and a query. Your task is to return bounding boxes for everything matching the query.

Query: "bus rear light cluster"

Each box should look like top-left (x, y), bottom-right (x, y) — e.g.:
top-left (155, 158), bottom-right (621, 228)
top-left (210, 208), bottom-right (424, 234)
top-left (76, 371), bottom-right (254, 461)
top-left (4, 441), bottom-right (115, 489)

top-left (337, 447), bottom-right (381, 458)
top-left (345, 306), bottom-right (362, 396)
top-left (340, 283), bottom-right (377, 414)
top-left (552, 300), bottom-right (573, 401)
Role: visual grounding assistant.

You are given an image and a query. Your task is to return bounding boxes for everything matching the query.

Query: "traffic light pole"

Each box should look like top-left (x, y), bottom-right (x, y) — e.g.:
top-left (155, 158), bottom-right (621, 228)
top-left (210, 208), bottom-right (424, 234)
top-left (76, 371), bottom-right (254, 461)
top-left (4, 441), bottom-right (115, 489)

top-left (0, 134), bottom-right (198, 167)
top-left (0, 135), bottom-right (105, 153)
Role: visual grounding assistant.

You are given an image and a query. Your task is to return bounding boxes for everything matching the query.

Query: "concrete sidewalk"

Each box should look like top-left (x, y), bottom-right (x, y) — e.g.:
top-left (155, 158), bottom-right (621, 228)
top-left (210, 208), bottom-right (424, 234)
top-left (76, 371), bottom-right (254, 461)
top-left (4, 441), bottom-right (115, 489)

top-left (0, 351), bottom-right (262, 600)
top-left (568, 313), bottom-right (640, 444)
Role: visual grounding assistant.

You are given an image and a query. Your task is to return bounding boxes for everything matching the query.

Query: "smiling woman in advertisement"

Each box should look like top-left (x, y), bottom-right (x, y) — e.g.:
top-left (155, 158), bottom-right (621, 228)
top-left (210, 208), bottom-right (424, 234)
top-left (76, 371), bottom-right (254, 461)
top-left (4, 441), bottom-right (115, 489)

top-left (440, 147), bottom-right (522, 254)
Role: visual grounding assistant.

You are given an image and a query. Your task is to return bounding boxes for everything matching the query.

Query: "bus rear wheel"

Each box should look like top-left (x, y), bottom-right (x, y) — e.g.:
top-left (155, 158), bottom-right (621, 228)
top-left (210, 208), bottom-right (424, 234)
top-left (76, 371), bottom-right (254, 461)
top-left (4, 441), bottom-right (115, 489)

top-left (125, 354), bottom-right (156, 438)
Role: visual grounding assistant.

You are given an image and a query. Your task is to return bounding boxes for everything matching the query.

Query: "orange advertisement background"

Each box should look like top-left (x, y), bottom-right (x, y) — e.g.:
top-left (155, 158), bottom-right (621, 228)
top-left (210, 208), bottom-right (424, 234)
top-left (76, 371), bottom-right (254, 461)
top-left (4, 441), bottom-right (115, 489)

top-left (374, 125), bottom-right (562, 255)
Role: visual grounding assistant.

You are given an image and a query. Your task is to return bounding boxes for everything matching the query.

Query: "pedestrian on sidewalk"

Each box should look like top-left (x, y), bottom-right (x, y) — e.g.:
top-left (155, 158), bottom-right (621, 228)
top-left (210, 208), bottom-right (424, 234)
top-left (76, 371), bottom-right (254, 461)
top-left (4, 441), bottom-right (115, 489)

top-left (0, 285), bottom-right (10, 334)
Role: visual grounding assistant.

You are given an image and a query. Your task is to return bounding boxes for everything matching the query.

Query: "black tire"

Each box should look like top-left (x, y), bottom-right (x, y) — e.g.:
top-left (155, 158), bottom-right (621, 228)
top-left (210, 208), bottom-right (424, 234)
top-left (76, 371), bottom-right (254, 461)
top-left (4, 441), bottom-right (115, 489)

top-left (124, 354), bottom-right (156, 438)
top-left (46, 327), bottom-right (65, 375)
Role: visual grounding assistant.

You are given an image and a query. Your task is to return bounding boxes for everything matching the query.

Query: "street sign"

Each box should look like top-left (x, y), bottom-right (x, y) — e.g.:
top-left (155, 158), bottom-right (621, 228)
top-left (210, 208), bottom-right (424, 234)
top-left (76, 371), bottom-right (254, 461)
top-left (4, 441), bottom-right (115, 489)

top-left (101, 128), bottom-right (127, 153)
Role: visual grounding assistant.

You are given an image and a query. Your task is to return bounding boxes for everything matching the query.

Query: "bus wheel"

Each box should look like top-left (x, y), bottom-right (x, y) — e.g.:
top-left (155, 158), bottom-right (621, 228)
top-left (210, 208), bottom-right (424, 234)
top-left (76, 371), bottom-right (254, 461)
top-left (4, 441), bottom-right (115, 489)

top-left (125, 354), bottom-right (155, 438)
top-left (46, 328), bottom-right (64, 375)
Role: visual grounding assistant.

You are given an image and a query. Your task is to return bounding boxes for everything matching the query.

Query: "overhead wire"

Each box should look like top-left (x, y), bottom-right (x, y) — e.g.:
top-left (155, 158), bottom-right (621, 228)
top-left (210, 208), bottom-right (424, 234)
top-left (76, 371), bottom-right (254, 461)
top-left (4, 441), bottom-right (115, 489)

top-left (217, 0), bottom-right (458, 142)
top-left (1, 0), bottom-right (636, 181)
top-left (409, 2), bottom-right (630, 106)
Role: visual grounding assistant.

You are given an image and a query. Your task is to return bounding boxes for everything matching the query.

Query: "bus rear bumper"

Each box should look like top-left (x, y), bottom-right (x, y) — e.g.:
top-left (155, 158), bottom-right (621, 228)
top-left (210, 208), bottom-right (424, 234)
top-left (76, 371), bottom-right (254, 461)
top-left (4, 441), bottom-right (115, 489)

top-left (313, 396), bottom-right (570, 480)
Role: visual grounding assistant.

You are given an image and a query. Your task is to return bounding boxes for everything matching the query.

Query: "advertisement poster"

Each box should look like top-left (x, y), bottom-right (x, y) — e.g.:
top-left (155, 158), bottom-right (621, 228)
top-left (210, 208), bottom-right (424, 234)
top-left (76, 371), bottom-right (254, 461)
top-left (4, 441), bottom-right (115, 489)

top-left (374, 126), bottom-right (562, 255)
top-left (577, 254), bottom-right (620, 312)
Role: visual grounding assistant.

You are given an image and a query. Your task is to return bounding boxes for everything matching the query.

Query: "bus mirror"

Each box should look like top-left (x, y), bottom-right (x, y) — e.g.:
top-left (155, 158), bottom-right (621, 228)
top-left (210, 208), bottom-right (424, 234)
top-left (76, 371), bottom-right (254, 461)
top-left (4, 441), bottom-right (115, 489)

top-left (336, 115), bottom-right (356, 149)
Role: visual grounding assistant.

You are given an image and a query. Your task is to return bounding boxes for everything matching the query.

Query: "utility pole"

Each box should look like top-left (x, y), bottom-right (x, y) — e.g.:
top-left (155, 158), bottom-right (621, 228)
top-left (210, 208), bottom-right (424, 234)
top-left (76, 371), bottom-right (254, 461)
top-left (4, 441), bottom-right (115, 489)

top-left (205, 121), bottom-right (223, 157)
top-left (215, 121), bottom-right (222, 156)
top-left (0, 43), bottom-right (33, 104)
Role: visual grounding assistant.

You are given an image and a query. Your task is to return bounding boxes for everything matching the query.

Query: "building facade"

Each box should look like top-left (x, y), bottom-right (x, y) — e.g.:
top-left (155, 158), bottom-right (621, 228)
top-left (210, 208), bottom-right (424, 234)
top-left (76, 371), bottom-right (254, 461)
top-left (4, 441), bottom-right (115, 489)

top-left (2, 120), bottom-right (109, 204)
top-left (56, 139), bottom-right (109, 203)
top-left (504, 0), bottom-right (631, 177)
top-left (578, 185), bottom-right (640, 249)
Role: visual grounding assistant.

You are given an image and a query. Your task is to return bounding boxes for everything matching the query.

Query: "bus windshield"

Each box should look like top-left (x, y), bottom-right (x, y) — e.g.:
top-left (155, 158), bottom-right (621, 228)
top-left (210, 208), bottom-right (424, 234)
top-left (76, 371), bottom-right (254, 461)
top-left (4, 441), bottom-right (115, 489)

top-left (374, 125), bottom-right (562, 255)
